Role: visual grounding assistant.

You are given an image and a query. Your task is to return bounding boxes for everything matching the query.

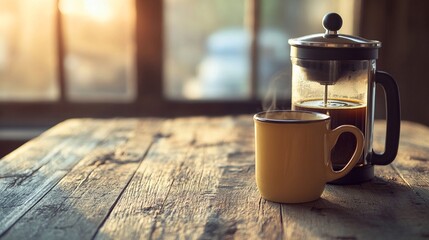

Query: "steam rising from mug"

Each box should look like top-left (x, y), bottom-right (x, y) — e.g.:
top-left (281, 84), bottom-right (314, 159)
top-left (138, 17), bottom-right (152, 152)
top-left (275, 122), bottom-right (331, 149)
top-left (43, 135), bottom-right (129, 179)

top-left (262, 70), bottom-right (291, 113)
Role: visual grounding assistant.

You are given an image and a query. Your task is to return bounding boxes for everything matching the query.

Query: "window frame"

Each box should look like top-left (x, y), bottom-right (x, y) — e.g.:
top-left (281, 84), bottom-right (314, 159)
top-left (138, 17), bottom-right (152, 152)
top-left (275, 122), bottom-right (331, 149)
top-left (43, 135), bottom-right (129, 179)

top-left (0, 0), bottom-right (278, 128)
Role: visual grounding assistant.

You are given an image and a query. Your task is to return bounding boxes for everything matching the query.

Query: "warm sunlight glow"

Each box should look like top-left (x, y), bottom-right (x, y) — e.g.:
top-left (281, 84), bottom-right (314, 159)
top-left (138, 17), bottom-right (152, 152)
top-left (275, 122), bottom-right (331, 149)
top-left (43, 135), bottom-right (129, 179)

top-left (0, 0), bottom-right (58, 101)
top-left (0, 0), bottom-right (135, 102)
top-left (59, 0), bottom-right (113, 22)
top-left (60, 0), bottom-right (136, 102)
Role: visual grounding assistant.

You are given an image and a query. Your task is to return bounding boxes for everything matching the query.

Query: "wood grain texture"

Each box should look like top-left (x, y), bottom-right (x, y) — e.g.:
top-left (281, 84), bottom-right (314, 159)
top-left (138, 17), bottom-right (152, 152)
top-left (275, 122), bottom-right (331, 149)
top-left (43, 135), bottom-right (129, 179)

top-left (381, 121), bottom-right (429, 203)
top-left (95, 116), bottom-right (282, 240)
top-left (281, 166), bottom-right (429, 239)
top-left (0, 119), bottom-right (105, 235)
top-left (0, 117), bottom-right (428, 240)
top-left (1, 119), bottom-right (162, 240)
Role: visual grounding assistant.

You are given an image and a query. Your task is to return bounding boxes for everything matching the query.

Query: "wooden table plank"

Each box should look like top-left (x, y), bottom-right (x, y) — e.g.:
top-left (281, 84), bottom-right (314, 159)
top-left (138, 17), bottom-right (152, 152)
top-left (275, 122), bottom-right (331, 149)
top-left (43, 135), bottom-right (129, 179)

top-left (0, 119), bottom-right (109, 235)
top-left (379, 121), bottom-right (429, 203)
top-left (0, 119), bottom-right (162, 240)
top-left (281, 165), bottom-right (429, 239)
top-left (95, 116), bottom-right (282, 239)
top-left (95, 117), bottom-right (206, 239)
top-left (94, 117), bottom-right (228, 238)
top-left (195, 116), bottom-right (282, 240)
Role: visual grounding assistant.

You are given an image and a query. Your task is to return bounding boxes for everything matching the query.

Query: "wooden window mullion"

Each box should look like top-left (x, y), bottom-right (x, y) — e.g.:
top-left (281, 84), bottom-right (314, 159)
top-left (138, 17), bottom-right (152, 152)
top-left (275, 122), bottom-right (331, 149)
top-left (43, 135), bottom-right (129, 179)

top-left (246, 0), bottom-right (260, 100)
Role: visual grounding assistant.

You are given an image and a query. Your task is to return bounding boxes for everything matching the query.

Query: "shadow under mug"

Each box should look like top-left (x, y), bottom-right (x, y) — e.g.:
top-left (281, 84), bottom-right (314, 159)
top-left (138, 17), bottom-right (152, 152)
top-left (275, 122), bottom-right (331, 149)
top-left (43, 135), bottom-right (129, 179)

top-left (254, 110), bottom-right (364, 203)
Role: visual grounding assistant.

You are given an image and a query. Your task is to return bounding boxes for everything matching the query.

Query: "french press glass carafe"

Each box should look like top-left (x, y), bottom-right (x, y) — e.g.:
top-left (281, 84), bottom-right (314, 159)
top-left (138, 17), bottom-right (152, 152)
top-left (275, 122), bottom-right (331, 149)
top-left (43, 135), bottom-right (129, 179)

top-left (288, 13), bottom-right (400, 184)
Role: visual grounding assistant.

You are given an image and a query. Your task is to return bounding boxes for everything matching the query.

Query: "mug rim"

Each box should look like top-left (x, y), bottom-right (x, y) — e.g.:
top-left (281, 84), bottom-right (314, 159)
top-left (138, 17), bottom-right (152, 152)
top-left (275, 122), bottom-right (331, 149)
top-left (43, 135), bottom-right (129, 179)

top-left (254, 110), bottom-right (330, 124)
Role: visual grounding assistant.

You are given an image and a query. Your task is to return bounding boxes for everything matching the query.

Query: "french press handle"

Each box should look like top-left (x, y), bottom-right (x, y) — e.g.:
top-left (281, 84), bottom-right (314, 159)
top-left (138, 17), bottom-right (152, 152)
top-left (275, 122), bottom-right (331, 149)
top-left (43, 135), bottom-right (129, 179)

top-left (371, 71), bottom-right (401, 165)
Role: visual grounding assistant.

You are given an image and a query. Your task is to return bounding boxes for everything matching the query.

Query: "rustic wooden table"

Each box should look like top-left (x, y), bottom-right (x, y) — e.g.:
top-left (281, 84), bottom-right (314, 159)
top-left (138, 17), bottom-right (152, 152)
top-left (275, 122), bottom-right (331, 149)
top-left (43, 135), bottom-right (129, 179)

top-left (0, 117), bottom-right (428, 240)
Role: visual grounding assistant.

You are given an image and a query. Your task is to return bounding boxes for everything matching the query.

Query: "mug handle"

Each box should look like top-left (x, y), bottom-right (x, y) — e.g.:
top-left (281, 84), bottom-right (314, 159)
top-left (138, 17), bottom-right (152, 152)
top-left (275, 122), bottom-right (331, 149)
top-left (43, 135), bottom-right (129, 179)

top-left (325, 125), bottom-right (365, 182)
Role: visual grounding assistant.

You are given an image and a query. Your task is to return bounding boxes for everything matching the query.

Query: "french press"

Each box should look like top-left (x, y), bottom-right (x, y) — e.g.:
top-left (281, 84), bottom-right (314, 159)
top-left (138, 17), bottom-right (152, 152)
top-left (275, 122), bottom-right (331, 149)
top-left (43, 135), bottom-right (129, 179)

top-left (288, 13), bottom-right (400, 184)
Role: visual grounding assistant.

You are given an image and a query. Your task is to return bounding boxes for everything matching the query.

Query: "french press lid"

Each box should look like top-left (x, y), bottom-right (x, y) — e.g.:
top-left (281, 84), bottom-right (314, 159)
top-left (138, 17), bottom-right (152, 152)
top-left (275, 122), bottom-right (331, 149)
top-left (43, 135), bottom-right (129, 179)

top-left (288, 13), bottom-right (381, 60)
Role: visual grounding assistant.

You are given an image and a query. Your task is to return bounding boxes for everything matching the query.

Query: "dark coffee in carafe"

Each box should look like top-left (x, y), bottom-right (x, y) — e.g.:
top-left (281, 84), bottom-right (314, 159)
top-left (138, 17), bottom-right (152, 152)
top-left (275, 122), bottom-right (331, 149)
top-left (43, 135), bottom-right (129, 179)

top-left (293, 98), bottom-right (366, 168)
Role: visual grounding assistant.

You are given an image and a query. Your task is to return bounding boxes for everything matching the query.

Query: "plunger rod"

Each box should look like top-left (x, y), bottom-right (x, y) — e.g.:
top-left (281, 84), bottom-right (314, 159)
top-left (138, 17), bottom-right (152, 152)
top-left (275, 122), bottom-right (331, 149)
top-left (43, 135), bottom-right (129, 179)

top-left (324, 84), bottom-right (328, 107)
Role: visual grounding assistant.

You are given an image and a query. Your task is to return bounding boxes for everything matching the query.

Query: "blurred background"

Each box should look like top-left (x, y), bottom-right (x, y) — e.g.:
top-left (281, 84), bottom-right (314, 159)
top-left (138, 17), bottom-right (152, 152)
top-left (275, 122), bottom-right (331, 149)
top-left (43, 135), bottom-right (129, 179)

top-left (0, 0), bottom-right (428, 156)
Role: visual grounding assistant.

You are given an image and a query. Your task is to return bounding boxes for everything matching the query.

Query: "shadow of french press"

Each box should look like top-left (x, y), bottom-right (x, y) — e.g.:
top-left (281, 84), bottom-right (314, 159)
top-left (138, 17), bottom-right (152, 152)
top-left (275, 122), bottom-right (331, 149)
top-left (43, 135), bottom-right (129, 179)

top-left (280, 175), bottom-right (429, 239)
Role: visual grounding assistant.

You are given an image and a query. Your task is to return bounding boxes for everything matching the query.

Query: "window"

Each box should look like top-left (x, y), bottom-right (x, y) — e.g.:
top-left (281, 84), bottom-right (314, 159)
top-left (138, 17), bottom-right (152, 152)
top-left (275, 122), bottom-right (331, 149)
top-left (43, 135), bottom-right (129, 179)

top-left (59, 0), bottom-right (136, 102)
top-left (0, 0), bottom-right (58, 101)
top-left (164, 0), bottom-right (251, 100)
top-left (164, 0), bottom-right (360, 102)
top-left (0, 0), bottom-right (360, 127)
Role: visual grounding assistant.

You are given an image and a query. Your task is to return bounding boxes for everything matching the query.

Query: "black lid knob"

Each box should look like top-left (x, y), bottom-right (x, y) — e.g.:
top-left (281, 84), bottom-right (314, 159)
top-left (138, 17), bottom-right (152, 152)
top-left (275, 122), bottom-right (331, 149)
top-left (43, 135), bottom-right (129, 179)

top-left (323, 13), bottom-right (342, 33)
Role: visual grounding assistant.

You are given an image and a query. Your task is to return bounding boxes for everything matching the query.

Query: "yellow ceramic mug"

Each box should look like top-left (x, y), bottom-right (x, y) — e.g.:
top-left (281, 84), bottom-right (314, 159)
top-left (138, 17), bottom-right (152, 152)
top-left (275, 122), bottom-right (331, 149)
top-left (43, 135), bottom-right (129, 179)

top-left (254, 110), bottom-right (364, 203)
